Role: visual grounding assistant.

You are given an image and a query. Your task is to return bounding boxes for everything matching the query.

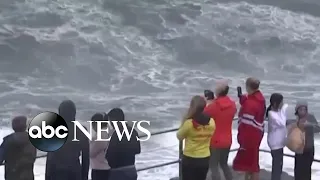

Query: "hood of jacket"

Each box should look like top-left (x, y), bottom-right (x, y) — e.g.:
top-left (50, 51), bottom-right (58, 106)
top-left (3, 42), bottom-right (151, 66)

top-left (11, 116), bottom-right (27, 132)
top-left (5, 132), bottom-right (30, 148)
top-left (248, 90), bottom-right (265, 104)
top-left (214, 96), bottom-right (236, 110)
top-left (58, 100), bottom-right (76, 122)
top-left (192, 113), bottom-right (211, 129)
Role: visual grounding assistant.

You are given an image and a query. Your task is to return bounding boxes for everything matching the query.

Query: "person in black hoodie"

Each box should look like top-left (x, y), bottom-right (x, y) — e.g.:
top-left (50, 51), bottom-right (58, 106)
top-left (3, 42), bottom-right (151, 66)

top-left (45, 100), bottom-right (89, 180)
top-left (105, 108), bottom-right (141, 180)
top-left (0, 116), bottom-right (37, 180)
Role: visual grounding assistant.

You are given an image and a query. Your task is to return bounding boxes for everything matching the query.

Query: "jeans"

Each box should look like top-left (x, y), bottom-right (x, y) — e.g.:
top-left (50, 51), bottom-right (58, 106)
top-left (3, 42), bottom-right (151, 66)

top-left (210, 147), bottom-right (232, 180)
top-left (181, 155), bottom-right (209, 180)
top-left (294, 148), bottom-right (314, 180)
top-left (271, 148), bottom-right (283, 180)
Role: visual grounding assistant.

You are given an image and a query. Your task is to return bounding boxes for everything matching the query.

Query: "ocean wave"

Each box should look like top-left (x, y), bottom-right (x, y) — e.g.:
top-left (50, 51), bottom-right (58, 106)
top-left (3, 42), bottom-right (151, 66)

top-left (0, 1), bottom-right (320, 124)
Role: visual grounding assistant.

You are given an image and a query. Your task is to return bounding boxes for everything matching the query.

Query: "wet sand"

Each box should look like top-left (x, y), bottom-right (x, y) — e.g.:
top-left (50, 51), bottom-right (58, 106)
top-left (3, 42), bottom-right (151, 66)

top-left (170, 167), bottom-right (294, 180)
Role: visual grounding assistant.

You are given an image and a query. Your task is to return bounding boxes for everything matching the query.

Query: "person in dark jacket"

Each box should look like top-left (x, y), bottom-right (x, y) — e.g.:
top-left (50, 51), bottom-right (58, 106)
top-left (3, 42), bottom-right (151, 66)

top-left (293, 100), bottom-right (320, 180)
top-left (0, 116), bottom-right (37, 180)
top-left (45, 100), bottom-right (89, 180)
top-left (105, 108), bottom-right (141, 180)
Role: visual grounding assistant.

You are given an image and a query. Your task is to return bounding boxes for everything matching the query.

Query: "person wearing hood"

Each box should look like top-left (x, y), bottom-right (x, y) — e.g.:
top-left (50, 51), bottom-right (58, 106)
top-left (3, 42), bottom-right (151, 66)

top-left (266, 93), bottom-right (287, 180)
top-left (233, 77), bottom-right (266, 180)
top-left (90, 113), bottom-right (111, 180)
top-left (0, 116), bottom-right (37, 180)
top-left (204, 81), bottom-right (237, 180)
top-left (45, 100), bottom-right (89, 180)
top-left (105, 108), bottom-right (141, 180)
top-left (291, 100), bottom-right (320, 180)
top-left (177, 95), bottom-right (216, 180)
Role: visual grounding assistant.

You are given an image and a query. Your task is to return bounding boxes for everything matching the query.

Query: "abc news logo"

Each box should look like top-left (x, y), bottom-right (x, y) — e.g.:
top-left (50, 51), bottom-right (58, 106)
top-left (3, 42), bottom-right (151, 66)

top-left (28, 112), bottom-right (151, 152)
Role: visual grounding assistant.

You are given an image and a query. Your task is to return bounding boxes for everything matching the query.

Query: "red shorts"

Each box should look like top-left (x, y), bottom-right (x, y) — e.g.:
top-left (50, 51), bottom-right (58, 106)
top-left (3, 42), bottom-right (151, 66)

top-left (232, 147), bottom-right (260, 173)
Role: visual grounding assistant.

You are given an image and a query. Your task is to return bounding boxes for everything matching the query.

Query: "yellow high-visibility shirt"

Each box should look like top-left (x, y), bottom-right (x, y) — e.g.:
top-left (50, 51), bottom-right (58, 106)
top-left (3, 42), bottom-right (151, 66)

top-left (177, 118), bottom-right (215, 158)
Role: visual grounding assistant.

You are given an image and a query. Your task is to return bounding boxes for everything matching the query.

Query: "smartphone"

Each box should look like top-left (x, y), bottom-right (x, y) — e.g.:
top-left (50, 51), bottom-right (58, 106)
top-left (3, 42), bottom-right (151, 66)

top-left (204, 90), bottom-right (214, 100)
top-left (237, 86), bottom-right (242, 97)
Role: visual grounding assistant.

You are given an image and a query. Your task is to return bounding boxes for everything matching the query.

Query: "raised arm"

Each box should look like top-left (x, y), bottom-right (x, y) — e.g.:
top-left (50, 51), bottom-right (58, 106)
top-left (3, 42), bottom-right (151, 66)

top-left (268, 111), bottom-right (286, 128)
top-left (239, 94), bottom-right (248, 105)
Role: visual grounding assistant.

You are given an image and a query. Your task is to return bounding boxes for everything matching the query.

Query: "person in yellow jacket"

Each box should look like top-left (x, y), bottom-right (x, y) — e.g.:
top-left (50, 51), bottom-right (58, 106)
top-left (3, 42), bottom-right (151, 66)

top-left (177, 95), bottom-right (216, 180)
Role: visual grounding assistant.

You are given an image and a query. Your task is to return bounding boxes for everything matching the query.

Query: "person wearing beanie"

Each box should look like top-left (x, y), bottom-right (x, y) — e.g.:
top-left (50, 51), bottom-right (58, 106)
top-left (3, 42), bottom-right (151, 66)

top-left (0, 116), bottom-right (37, 180)
top-left (290, 100), bottom-right (320, 180)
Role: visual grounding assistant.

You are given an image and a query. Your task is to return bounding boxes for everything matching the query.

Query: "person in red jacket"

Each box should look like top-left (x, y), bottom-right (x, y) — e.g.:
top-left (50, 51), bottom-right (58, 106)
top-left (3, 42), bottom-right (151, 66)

top-left (233, 77), bottom-right (266, 180)
top-left (204, 81), bottom-right (237, 180)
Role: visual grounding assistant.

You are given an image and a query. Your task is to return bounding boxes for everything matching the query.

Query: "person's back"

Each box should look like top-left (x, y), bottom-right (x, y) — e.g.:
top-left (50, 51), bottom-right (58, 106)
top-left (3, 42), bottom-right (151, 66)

top-left (45, 100), bottom-right (89, 180)
top-left (204, 83), bottom-right (236, 180)
top-left (233, 78), bottom-right (266, 180)
top-left (266, 93), bottom-right (287, 180)
top-left (0, 116), bottom-right (37, 180)
top-left (105, 108), bottom-right (141, 180)
top-left (90, 113), bottom-right (111, 180)
top-left (237, 90), bottom-right (265, 148)
top-left (179, 114), bottom-right (215, 158)
top-left (267, 103), bottom-right (288, 150)
top-left (177, 95), bottom-right (215, 180)
top-left (204, 93), bottom-right (236, 148)
top-left (106, 126), bottom-right (140, 168)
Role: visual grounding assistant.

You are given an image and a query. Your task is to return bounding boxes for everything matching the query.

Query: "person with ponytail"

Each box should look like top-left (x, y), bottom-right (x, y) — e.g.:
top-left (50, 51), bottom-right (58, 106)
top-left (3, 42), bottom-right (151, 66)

top-left (266, 93), bottom-right (287, 180)
top-left (177, 95), bottom-right (216, 180)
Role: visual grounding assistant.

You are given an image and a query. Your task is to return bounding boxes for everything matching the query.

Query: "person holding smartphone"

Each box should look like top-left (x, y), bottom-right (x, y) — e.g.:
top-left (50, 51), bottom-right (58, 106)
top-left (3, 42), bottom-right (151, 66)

top-left (204, 90), bottom-right (215, 106)
top-left (233, 77), bottom-right (266, 180)
top-left (204, 81), bottom-right (237, 180)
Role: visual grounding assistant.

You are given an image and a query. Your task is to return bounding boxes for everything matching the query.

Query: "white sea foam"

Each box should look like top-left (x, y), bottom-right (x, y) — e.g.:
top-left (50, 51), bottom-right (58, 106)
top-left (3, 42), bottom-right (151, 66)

top-left (0, 0), bottom-right (320, 179)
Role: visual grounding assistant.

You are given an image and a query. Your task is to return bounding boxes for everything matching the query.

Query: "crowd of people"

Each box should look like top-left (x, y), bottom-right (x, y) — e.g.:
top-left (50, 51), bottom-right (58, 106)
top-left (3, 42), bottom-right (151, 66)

top-left (0, 77), bottom-right (319, 180)
top-left (0, 101), bottom-right (141, 180)
top-left (177, 77), bottom-right (320, 180)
